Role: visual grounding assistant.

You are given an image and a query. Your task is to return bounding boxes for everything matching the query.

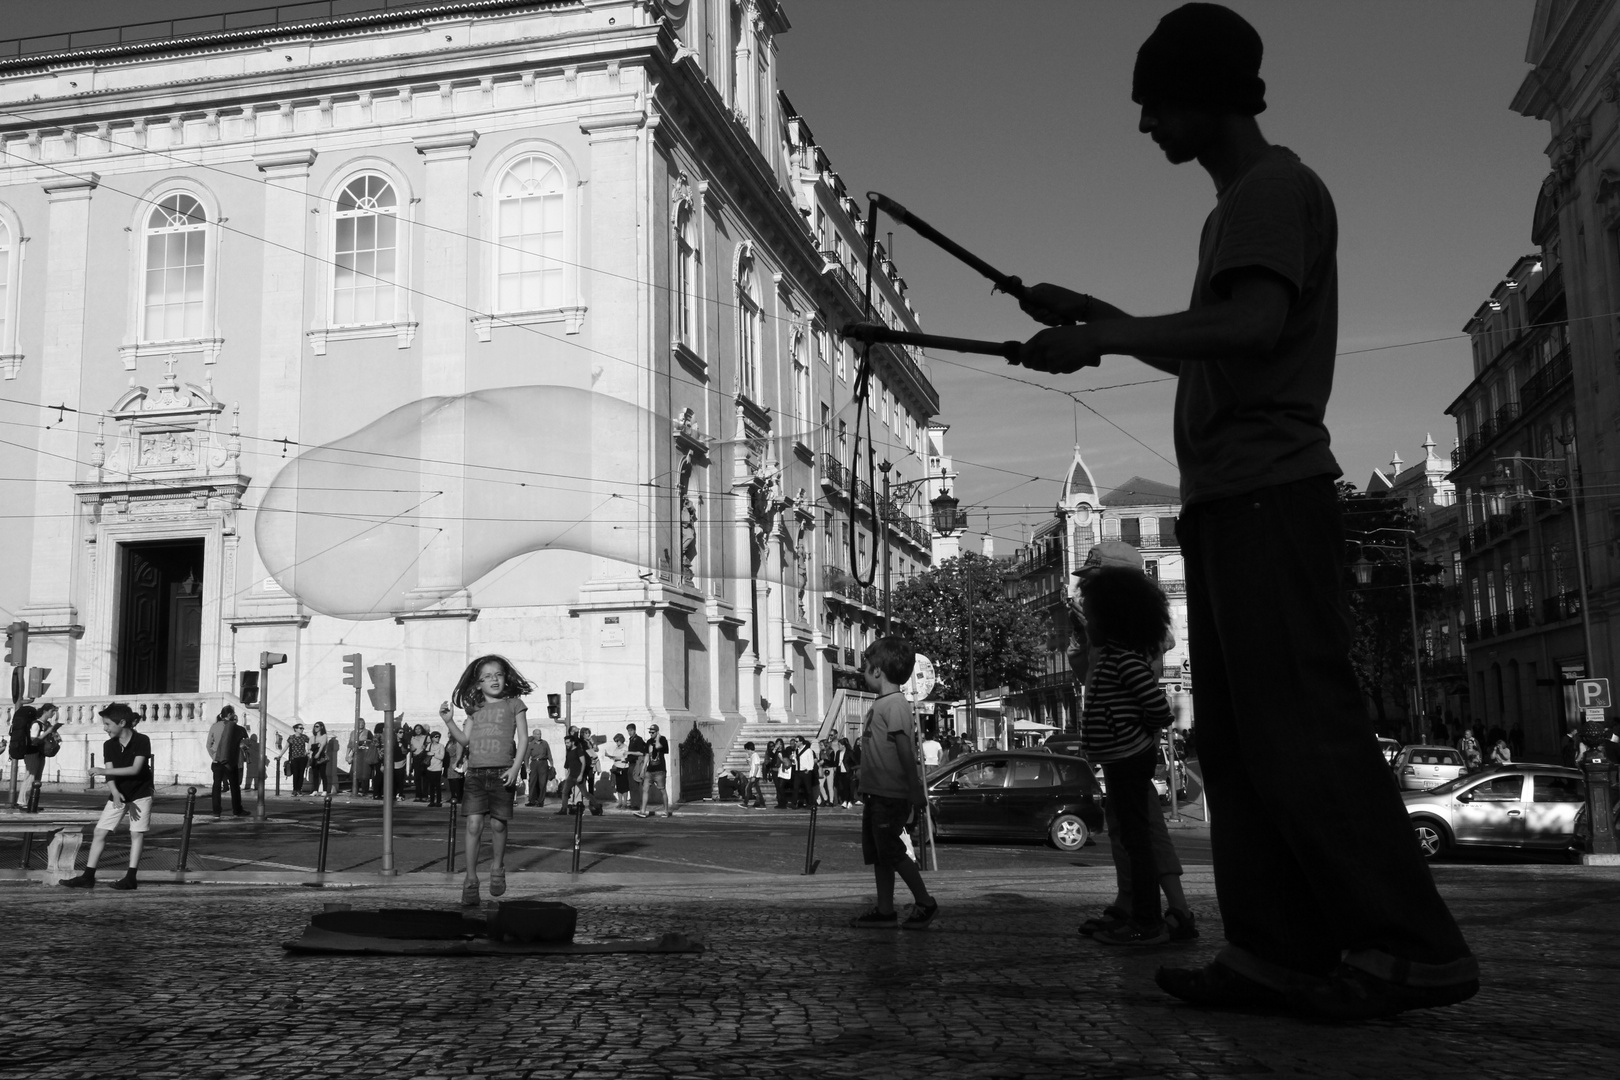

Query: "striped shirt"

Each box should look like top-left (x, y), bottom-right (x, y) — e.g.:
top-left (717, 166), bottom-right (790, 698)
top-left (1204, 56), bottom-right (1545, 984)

top-left (1081, 645), bottom-right (1173, 763)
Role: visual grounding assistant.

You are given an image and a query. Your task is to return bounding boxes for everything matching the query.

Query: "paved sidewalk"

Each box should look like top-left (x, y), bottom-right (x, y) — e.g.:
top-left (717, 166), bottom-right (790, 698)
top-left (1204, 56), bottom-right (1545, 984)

top-left (2, 862), bottom-right (1617, 1079)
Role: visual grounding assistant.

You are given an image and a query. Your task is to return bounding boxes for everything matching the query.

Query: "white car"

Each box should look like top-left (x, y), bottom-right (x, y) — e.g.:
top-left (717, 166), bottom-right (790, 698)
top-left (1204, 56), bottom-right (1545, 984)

top-left (1403, 765), bottom-right (1587, 860)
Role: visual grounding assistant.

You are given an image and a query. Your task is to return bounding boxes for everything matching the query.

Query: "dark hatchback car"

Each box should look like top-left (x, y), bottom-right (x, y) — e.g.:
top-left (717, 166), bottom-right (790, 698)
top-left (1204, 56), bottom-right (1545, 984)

top-left (926, 751), bottom-right (1104, 851)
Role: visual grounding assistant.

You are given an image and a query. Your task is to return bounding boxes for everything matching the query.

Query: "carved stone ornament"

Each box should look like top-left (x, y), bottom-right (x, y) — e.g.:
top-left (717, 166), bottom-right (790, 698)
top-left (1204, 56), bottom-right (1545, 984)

top-left (97, 357), bottom-right (240, 482)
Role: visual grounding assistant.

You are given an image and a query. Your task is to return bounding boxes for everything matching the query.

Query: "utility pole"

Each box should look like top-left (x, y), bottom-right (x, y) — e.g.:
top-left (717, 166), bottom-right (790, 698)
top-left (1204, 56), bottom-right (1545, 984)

top-left (965, 566), bottom-right (978, 750)
top-left (880, 461), bottom-right (894, 633)
top-left (1559, 433), bottom-right (1598, 678)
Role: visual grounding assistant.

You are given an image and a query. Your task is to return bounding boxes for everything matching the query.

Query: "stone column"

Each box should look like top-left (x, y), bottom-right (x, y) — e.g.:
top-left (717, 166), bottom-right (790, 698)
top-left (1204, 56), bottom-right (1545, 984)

top-left (18, 174), bottom-right (98, 682)
top-left (412, 131), bottom-right (477, 601)
top-left (249, 149), bottom-right (316, 604)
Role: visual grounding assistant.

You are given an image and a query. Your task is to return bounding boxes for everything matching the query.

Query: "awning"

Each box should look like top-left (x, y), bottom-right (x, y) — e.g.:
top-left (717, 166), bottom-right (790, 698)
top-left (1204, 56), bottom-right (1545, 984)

top-left (1012, 720), bottom-right (1056, 732)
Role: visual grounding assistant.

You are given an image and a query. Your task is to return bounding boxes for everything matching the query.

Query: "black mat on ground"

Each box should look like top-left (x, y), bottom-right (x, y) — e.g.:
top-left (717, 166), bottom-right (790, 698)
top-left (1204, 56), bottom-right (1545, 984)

top-left (281, 907), bottom-right (704, 956)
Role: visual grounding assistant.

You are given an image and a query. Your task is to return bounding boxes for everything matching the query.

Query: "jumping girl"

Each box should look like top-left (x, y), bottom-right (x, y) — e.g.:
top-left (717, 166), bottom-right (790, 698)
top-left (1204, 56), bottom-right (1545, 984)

top-left (440, 655), bottom-right (532, 907)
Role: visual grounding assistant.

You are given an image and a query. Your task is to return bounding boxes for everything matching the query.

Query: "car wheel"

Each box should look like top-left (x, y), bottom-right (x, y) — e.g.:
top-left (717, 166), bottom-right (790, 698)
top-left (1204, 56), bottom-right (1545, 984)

top-left (1050, 813), bottom-right (1090, 851)
top-left (1412, 819), bottom-right (1449, 861)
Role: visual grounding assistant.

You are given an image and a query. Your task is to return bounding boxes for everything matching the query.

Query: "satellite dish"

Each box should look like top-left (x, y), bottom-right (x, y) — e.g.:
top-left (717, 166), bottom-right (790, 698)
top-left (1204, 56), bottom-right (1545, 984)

top-left (905, 653), bottom-right (937, 702)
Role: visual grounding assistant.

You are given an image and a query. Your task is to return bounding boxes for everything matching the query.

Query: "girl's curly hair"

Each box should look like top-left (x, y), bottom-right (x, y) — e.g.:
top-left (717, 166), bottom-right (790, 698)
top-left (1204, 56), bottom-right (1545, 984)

top-left (1079, 566), bottom-right (1172, 656)
top-left (451, 654), bottom-right (535, 713)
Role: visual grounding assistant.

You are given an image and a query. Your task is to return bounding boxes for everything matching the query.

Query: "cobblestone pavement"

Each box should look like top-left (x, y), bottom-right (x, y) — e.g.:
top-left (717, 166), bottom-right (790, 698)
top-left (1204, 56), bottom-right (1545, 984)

top-left (3, 862), bottom-right (1617, 1080)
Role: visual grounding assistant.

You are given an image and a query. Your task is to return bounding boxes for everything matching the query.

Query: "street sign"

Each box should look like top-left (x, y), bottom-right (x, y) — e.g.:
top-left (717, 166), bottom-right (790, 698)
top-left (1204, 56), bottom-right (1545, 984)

top-left (1584, 708), bottom-right (1606, 724)
top-left (1575, 678), bottom-right (1611, 709)
top-left (905, 653), bottom-right (937, 702)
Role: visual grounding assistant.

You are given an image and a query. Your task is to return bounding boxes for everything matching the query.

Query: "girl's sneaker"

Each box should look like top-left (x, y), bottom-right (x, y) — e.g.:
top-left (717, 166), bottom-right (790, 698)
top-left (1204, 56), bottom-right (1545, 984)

top-left (849, 907), bottom-right (898, 928)
top-left (490, 866), bottom-right (507, 897)
top-left (1166, 908), bottom-right (1199, 942)
top-left (461, 879), bottom-right (480, 908)
top-left (902, 899), bottom-right (939, 929)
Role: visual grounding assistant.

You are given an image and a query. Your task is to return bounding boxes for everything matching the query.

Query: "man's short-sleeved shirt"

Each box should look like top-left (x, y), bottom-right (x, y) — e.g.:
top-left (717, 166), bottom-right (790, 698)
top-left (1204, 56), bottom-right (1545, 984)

top-left (1175, 146), bottom-right (1341, 506)
top-left (646, 735), bottom-right (669, 771)
top-left (859, 693), bottom-right (918, 800)
top-left (105, 731), bottom-right (155, 801)
top-left (465, 697), bottom-right (525, 769)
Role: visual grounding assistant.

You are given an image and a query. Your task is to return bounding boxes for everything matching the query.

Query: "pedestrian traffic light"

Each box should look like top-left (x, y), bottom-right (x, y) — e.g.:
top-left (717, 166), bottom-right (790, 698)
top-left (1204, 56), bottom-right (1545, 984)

top-left (341, 652), bottom-right (363, 687)
top-left (546, 693), bottom-right (561, 719)
top-left (26, 667), bottom-right (49, 700)
top-left (239, 670), bottom-right (260, 705)
top-left (367, 663), bottom-right (396, 712)
top-left (4, 621), bottom-right (26, 668)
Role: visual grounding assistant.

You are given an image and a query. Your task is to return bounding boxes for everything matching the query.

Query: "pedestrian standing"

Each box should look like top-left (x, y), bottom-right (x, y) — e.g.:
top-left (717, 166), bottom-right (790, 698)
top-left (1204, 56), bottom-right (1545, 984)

top-left (392, 722), bottom-right (410, 800)
top-left (8, 704), bottom-right (49, 809)
top-left (206, 705), bottom-right (247, 817)
top-left (1458, 728), bottom-right (1483, 774)
top-left (793, 737), bottom-right (818, 810)
top-left (604, 734), bottom-right (631, 809)
top-left (439, 654), bottom-right (531, 908)
top-left (444, 734), bottom-right (467, 805)
top-left (425, 731), bottom-right (445, 806)
top-left (60, 703), bottom-right (154, 892)
top-left (525, 727), bottom-right (553, 808)
top-left (286, 723), bottom-right (310, 796)
top-left (769, 738), bottom-right (789, 808)
top-left (818, 739), bottom-right (836, 806)
top-left (625, 724), bottom-right (647, 809)
top-left (556, 727), bottom-right (581, 813)
top-left (1489, 738), bottom-right (1511, 767)
top-left (309, 722), bottom-right (334, 796)
top-left (848, 637), bottom-right (937, 929)
top-left (635, 723), bottom-right (672, 818)
top-left (1014, 2), bottom-right (1475, 1017)
top-left (921, 732), bottom-right (943, 770)
top-left (369, 722), bottom-right (387, 798)
top-left (835, 737), bottom-right (855, 808)
top-left (411, 724), bottom-right (430, 801)
top-left (243, 733), bottom-right (262, 793)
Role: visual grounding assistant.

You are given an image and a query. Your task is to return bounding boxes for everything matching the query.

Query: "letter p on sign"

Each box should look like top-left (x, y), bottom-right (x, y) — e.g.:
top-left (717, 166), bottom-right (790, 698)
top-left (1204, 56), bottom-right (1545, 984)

top-left (1576, 678), bottom-right (1611, 709)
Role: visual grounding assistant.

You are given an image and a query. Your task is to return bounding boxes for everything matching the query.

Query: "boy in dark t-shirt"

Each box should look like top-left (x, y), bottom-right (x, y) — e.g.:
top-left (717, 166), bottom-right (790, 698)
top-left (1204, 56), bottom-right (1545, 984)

top-left (61, 703), bottom-right (153, 891)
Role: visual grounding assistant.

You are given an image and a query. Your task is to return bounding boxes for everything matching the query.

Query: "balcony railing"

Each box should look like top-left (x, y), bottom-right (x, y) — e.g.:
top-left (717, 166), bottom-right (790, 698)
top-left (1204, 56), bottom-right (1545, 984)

top-left (822, 565), bottom-right (879, 609)
top-left (1525, 262), bottom-right (1563, 323)
top-left (820, 452), bottom-right (848, 492)
top-left (1542, 591), bottom-right (1581, 623)
top-left (1519, 346), bottom-right (1572, 413)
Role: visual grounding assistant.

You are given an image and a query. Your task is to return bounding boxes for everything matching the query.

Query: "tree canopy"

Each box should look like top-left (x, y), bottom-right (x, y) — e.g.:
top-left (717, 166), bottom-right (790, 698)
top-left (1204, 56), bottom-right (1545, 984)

top-left (890, 552), bottom-right (1048, 700)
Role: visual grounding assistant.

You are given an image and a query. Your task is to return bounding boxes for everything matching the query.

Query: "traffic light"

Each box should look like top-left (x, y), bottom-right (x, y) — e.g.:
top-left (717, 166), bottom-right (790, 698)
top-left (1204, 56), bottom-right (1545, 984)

top-left (4, 621), bottom-right (26, 668)
top-left (546, 693), bottom-right (562, 719)
top-left (26, 667), bottom-right (50, 700)
top-left (239, 670), bottom-right (260, 705)
top-left (367, 663), bottom-right (396, 712)
top-left (341, 653), bottom-right (363, 687)
top-left (262, 651), bottom-right (288, 668)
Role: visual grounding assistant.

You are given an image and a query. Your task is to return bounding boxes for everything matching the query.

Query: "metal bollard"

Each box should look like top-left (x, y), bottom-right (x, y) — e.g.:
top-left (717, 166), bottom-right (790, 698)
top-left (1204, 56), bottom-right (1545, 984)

top-left (802, 802), bottom-right (820, 875)
top-left (177, 786), bottom-right (198, 872)
top-left (19, 829), bottom-right (35, 869)
top-left (315, 793), bottom-right (334, 874)
top-left (444, 798), bottom-right (459, 875)
top-left (570, 798), bottom-right (584, 875)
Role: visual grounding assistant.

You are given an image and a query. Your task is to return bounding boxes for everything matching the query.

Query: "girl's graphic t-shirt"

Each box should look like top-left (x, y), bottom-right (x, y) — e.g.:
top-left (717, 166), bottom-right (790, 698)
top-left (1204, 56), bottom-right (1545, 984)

top-left (465, 697), bottom-right (525, 769)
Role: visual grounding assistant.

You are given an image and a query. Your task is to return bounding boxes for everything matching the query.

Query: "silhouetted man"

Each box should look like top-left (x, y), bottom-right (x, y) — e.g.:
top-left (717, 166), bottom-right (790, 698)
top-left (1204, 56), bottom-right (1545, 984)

top-left (206, 705), bottom-right (247, 817)
top-left (1016, 3), bottom-right (1475, 1020)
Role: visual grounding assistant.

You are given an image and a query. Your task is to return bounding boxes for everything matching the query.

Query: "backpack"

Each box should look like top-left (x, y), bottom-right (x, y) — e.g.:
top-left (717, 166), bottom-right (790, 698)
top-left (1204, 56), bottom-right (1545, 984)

top-left (40, 726), bottom-right (62, 758)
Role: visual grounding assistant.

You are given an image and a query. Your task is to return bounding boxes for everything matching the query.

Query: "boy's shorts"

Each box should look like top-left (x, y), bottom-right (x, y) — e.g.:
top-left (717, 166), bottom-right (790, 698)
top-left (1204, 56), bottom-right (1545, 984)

top-left (97, 796), bottom-right (153, 834)
top-left (462, 767), bottom-right (514, 821)
top-left (861, 793), bottom-right (916, 867)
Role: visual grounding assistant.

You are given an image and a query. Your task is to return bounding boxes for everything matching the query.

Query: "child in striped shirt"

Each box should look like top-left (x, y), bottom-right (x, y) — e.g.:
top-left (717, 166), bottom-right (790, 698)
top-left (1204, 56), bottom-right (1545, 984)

top-left (1079, 564), bottom-right (1175, 945)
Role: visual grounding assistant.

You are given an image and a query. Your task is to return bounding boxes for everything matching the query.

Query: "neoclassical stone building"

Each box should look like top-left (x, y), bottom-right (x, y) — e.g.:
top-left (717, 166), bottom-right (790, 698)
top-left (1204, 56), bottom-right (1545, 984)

top-left (0, 0), bottom-right (941, 786)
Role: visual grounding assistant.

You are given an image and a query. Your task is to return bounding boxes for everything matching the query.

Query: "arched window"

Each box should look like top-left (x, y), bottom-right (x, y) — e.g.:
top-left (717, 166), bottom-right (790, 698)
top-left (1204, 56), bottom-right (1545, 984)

top-left (736, 248), bottom-right (760, 400)
top-left (332, 175), bottom-right (399, 326)
top-left (142, 193), bottom-right (207, 342)
top-left (791, 330), bottom-right (809, 439)
top-left (495, 156), bottom-right (565, 312)
top-left (675, 202), bottom-right (698, 347)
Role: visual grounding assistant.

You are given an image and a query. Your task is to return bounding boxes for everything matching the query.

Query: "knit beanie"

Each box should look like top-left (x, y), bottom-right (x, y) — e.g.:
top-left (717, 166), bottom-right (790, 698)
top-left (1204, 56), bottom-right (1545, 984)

top-left (1131, 3), bottom-right (1267, 116)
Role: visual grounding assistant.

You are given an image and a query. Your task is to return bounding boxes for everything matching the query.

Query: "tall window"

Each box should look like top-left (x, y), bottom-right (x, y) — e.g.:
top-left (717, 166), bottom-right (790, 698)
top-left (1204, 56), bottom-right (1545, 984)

top-left (675, 203), bottom-right (698, 346)
top-left (496, 156), bottom-right (566, 312)
top-left (0, 218), bottom-right (9, 358)
top-left (736, 250), bottom-right (761, 400)
top-left (792, 337), bottom-right (809, 438)
top-left (143, 193), bottom-right (207, 341)
top-left (332, 175), bottom-right (399, 325)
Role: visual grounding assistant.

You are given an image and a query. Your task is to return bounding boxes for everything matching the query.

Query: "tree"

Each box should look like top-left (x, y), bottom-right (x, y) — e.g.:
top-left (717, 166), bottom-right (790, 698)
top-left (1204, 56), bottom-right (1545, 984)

top-left (1340, 482), bottom-right (1444, 734)
top-left (890, 552), bottom-right (1047, 700)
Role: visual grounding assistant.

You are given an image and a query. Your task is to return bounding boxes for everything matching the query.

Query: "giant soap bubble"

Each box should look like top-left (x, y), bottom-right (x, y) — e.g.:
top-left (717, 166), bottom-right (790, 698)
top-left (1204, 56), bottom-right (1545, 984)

top-left (255, 385), bottom-right (884, 620)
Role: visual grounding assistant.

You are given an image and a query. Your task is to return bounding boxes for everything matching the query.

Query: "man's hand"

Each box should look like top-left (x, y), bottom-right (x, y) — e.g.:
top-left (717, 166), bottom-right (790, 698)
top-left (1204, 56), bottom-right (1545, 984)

top-left (1017, 324), bottom-right (1103, 374)
top-left (503, 764), bottom-right (522, 788)
top-left (1019, 283), bottom-right (1092, 326)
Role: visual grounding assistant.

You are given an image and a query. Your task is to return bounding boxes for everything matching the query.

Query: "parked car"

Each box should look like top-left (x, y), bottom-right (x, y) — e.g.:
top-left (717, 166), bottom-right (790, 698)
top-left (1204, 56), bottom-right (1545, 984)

top-left (1044, 732), bottom-right (1187, 804)
top-left (927, 750), bottom-right (1103, 852)
top-left (1392, 745), bottom-right (1467, 791)
top-left (1376, 737), bottom-right (1402, 765)
top-left (1403, 764), bottom-right (1587, 860)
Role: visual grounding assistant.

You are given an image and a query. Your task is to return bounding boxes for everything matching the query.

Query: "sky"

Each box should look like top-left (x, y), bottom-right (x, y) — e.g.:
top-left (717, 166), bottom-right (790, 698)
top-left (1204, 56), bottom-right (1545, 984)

top-left (4, 0), bottom-right (1554, 554)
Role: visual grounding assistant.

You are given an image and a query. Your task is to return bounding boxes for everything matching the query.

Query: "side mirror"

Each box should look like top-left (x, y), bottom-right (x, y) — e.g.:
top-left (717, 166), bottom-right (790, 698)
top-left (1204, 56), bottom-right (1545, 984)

top-left (1456, 791), bottom-right (1474, 804)
top-left (946, 781), bottom-right (961, 793)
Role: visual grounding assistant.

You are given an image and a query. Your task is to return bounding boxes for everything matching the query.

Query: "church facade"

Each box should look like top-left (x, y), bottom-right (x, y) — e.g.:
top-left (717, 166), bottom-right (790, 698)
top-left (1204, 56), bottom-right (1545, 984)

top-left (0, 0), bottom-right (940, 786)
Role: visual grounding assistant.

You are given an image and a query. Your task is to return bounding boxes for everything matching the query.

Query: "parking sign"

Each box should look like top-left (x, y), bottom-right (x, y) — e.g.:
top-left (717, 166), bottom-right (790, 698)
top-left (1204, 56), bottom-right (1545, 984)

top-left (1575, 678), bottom-right (1611, 709)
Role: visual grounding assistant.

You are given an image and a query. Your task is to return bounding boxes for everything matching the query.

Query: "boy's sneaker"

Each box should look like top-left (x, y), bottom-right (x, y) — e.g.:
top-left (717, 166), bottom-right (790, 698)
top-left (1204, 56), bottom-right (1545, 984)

top-left (902, 898), bottom-right (939, 930)
top-left (59, 872), bottom-right (95, 889)
top-left (109, 873), bottom-right (137, 891)
top-left (489, 866), bottom-right (506, 898)
top-left (1079, 904), bottom-right (1129, 937)
top-left (460, 879), bottom-right (480, 908)
top-left (1165, 908), bottom-right (1199, 942)
top-left (848, 907), bottom-right (899, 928)
top-left (1094, 921), bottom-right (1169, 946)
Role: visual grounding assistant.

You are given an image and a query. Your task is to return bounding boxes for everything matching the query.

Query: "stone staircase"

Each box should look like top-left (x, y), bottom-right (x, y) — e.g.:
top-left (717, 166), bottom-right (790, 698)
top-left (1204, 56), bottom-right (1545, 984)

top-left (717, 689), bottom-right (875, 776)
